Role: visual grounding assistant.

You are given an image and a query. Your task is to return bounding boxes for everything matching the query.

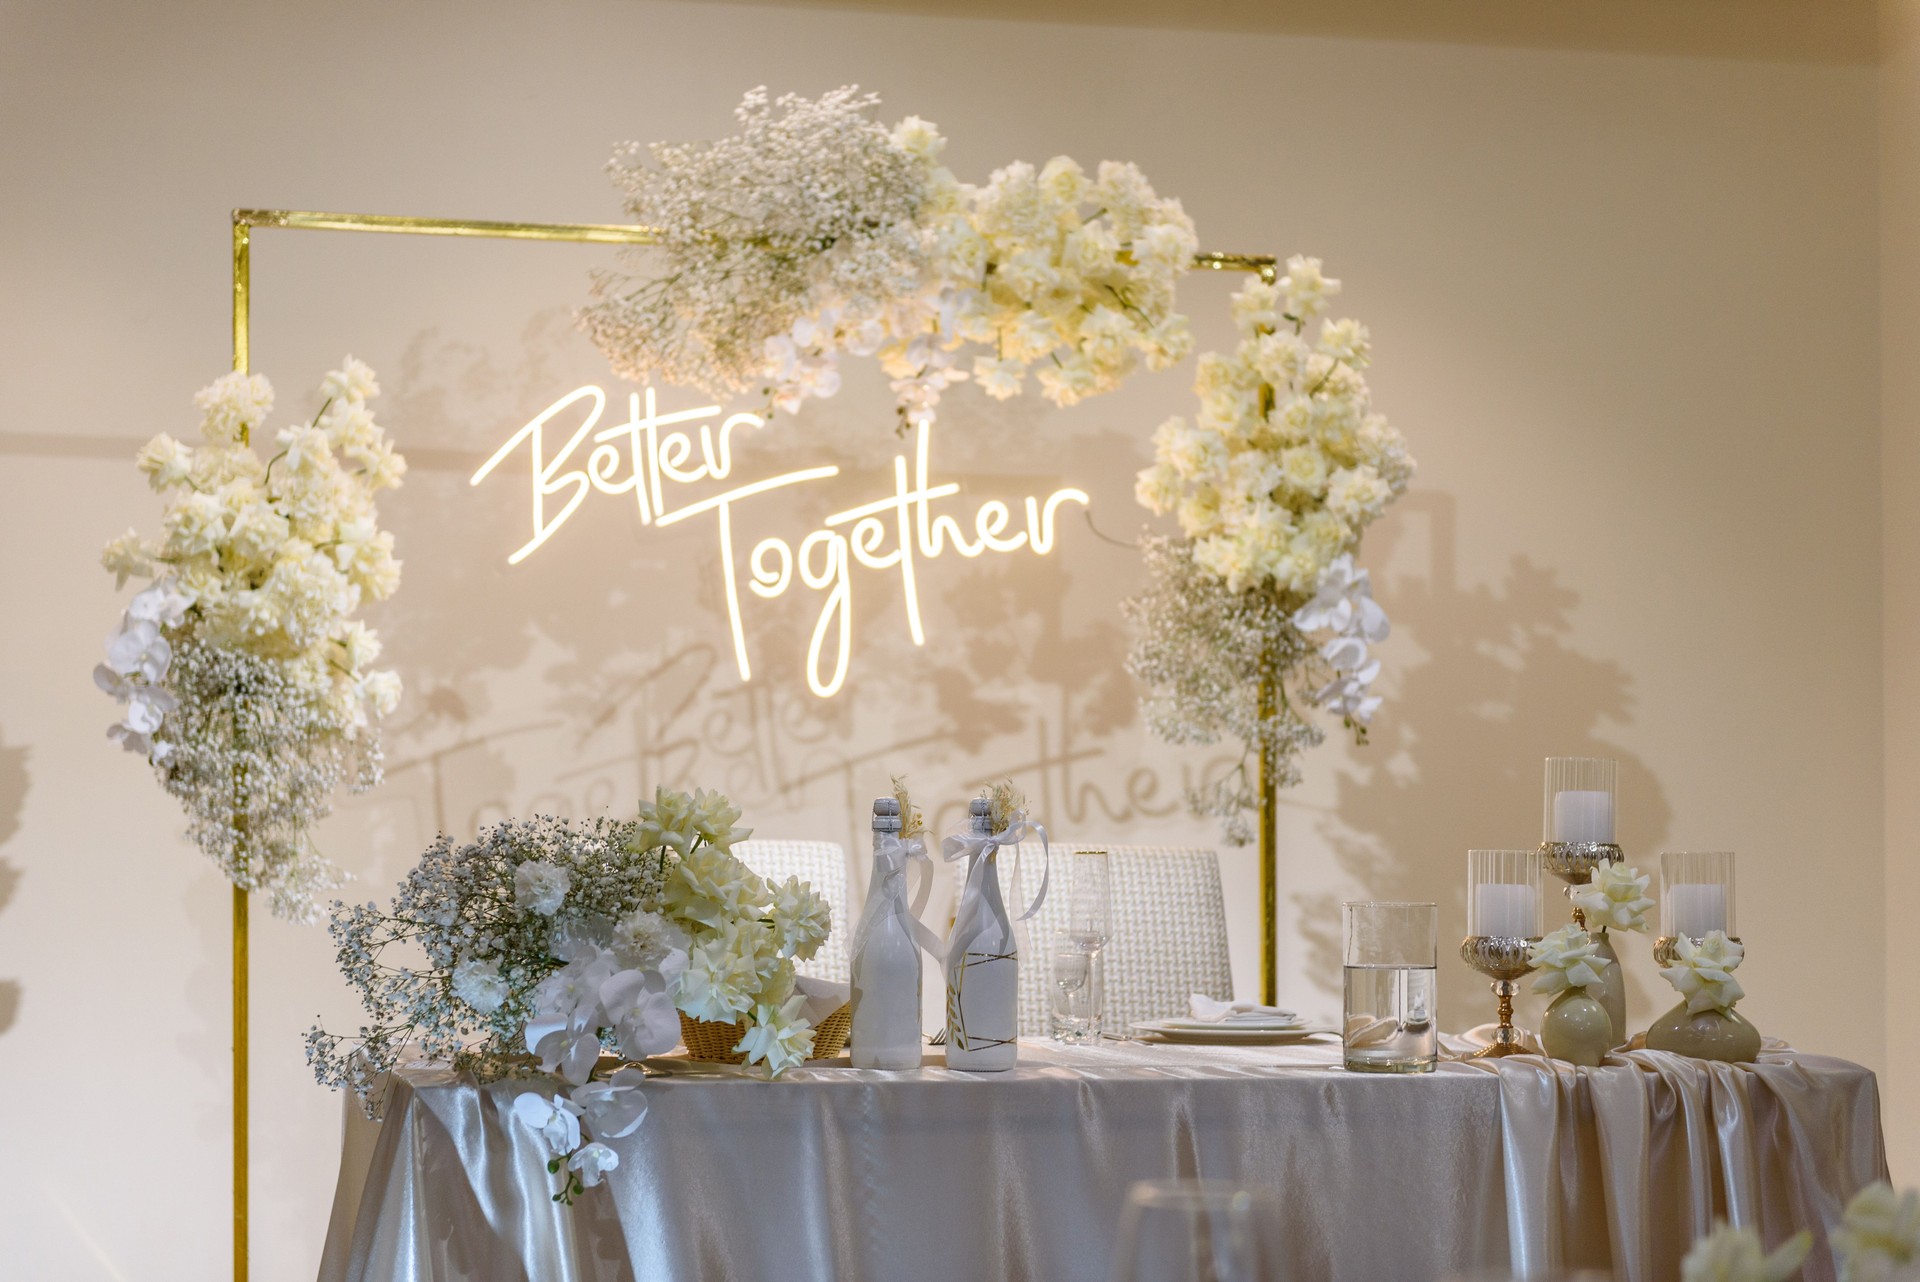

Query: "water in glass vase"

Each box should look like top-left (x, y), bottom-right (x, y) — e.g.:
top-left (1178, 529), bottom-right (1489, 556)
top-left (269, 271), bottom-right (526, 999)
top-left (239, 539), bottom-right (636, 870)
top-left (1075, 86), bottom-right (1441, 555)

top-left (1342, 964), bottom-right (1438, 1072)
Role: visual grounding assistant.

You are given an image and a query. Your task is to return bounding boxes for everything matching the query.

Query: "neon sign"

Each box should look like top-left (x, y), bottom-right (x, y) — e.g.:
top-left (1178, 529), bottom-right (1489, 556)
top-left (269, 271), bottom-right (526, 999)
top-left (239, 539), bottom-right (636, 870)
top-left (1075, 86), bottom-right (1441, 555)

top-left (471, 387), bottom-right (1090, 698)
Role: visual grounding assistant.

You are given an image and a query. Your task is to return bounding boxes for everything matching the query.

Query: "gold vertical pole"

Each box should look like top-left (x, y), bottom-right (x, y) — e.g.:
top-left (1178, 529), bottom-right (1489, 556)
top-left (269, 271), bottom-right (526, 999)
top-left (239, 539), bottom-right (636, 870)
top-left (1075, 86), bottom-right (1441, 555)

top-left (1255, 253), bottom-right (1283, 1010)
top-left (1256, 673), bottom-right (1279, 1006)
top-left (229, 213), bottom-right (250, 1282)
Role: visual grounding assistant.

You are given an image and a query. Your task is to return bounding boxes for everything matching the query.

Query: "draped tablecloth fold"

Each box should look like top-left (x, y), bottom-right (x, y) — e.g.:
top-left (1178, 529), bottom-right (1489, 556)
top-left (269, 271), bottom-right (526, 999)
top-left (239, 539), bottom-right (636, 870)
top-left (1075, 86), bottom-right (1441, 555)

top-left (319, 1040), bottom-right (1885, 1282)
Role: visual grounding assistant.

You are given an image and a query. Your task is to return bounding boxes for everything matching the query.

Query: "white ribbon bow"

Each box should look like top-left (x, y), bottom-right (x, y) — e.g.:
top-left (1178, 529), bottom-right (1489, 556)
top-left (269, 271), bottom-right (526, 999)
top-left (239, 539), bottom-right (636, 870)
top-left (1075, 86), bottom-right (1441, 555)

top-left (875, 833), bottom-right (945, 957)
top-left (941, 813), bottom-right (1051, 923)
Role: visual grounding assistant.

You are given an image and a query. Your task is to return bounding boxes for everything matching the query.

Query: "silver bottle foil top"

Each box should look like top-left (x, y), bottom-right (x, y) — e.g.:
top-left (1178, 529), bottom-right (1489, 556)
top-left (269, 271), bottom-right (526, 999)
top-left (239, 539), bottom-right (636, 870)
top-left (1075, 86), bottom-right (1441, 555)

top-left (968, 797), bottom-right (993, 833)
top-left (872, 797), bottom-right (901, 832)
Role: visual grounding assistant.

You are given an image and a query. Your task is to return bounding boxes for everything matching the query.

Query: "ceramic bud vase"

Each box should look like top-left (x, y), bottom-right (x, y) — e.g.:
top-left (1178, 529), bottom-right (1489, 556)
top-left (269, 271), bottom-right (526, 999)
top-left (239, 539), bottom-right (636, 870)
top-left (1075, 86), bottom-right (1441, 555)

top-left (1645, 1003), bottom-right (1761, 1063)
top-left (1542, 990), bottom-right (1613, 1067)
top-left (1590, 929), bottom-right (1627, 1047)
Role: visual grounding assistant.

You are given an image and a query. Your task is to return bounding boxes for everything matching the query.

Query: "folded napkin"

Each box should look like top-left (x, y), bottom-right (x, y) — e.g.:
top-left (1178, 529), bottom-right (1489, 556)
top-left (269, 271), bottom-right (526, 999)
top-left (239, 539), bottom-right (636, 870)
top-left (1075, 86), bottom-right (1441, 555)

top-left (795, 974), bottom-right (852, 1026)
top-left (1188, 994), bottom-right (1301, 1024)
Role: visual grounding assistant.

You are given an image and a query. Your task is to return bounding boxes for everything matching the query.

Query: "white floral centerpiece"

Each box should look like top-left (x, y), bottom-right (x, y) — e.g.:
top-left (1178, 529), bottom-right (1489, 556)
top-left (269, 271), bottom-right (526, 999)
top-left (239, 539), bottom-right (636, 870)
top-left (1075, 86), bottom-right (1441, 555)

top-left (1127, 264), bottom-right (1414, 838)
top-left (581, 86), bottom-right (1197, 433)
top-left (307, 786), bottom-right (834, 1122)
top-left (97, 361), bottom-right (406, 920)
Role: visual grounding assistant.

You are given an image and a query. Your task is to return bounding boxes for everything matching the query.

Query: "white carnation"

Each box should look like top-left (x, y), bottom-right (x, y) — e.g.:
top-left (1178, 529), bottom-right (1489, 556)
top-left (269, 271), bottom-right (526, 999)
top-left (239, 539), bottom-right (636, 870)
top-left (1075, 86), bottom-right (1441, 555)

top-left (513, 860), bottom-right (572, 916)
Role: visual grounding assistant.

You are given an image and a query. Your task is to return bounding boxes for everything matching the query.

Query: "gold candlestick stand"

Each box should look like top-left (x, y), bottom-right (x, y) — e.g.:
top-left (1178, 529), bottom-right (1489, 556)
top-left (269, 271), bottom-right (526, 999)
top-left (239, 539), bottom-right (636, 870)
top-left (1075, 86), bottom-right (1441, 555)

top-left (1459, 935), bottom-right (1537, 1057)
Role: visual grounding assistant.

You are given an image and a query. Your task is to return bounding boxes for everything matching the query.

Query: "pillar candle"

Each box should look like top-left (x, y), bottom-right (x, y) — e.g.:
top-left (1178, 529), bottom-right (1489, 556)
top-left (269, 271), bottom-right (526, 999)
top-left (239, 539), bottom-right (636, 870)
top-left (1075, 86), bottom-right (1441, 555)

top-left (1552, 789), bottom-right (1614, 843)
top-left (1668, 883), bottom-right (1728, 938)
top-left (1473, 882), bottom-right (1536, 938)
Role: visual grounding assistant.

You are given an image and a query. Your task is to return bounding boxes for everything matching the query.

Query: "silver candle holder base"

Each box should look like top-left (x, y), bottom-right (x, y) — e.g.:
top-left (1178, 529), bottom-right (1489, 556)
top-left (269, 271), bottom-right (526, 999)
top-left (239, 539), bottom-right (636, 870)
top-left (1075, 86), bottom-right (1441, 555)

top-left (1460, 935), bottom-right (1538, 1059)
top-left (1652, 934), bottom-right (1743, 967)
top-left (1539, 841), bottom-right (1623, 926)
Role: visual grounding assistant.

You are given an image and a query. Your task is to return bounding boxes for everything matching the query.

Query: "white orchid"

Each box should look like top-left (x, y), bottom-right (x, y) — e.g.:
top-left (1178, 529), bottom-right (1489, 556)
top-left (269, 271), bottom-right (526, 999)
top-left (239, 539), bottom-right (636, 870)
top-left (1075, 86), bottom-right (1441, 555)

top-left (572, 1067), bottom-right (651, 1140)
top-left (1572, 862), bottom-right (1655, 934)
top-left (531, 948), bottom-right (618, 1031)
top-left (1834, 1181), bottom-right (1920, 1281)
top-left (597, 969), bottom-right (681, 1062)
top-left (1529, 925), bottom-right (1611, 998)
top-left (1660, 931), bottom-right (1746, 1015)
top-left (567, 1142), bottom-right (620, 1189)
top-left (510, 1092), bottom-right (584, 1160)
top-left (1681, 1222), bottom-right (1811, 1282)
top-left (1292, 554), bottom-right (1389, 641)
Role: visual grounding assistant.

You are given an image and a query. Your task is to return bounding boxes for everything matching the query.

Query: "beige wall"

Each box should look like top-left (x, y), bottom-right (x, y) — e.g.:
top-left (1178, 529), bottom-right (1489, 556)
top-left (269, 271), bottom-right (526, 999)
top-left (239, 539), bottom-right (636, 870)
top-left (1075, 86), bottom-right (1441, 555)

top-left (0, 1), bottom-right (1893, 1276)
top-left (1885, 0), bottom-right (1920, 1188)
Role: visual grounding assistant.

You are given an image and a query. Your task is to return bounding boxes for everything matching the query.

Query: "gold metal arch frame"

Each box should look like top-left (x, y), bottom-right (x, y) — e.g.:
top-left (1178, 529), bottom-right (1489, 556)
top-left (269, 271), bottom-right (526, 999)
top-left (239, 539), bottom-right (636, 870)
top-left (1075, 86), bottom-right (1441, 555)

top-left (226, 207), bottom-right (1281, 1281)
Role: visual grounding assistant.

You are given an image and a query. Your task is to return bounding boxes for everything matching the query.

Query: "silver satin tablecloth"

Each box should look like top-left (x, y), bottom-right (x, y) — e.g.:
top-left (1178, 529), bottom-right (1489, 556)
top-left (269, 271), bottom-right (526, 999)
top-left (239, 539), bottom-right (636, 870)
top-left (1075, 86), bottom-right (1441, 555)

top-left (317, 1039), bottom-right (1886, 1282)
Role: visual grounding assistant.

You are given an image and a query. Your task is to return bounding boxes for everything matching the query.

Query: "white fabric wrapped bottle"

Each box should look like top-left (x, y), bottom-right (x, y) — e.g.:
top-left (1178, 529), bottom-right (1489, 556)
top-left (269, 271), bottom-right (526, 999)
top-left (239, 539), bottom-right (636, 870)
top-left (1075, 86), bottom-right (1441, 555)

top-left (850, 797), bottom-right (929, 1070)
top-left (944, 799), bottom-right (1020, 1071)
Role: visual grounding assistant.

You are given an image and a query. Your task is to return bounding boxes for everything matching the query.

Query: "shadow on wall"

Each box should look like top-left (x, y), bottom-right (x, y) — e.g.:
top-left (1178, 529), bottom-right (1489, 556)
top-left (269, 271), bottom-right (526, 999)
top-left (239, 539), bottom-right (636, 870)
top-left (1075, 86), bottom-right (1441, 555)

top-left (1296, 491), bottom-right (1672, 1028)
top-left (0, 724), bottom-right (28, 1036)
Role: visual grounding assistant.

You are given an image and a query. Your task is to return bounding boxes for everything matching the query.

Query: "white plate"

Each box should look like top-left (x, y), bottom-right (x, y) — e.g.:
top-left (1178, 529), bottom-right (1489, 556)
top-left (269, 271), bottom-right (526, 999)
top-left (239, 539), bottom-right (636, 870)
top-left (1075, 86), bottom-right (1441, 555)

top-left (1154, 1017), bottom-right (1306, 1033)
top-left (1132, 1020), bottom-right (1337, 1045)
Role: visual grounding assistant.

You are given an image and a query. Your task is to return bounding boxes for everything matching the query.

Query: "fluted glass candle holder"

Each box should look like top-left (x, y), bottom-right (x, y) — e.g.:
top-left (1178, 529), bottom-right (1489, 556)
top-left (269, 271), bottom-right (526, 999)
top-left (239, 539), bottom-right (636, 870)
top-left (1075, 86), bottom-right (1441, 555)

top-left (1459, 849), bottom-right (1541, 1058)
top-left (1655, 850), bottom-right (1738, 965)
top-left (1539, 757), bottom-right (1622, 922)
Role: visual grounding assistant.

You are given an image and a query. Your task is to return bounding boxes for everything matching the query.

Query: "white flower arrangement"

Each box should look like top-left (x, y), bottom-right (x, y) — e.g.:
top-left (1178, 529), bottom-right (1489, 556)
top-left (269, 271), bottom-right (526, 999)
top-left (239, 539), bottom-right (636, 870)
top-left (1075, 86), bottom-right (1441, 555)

top-left (1681, 1222), bottom-right (1811, 1282)
top-left (98, 362), bottom-right (406, 921)
top-left (1571, 862), bottom-right (1655, 934)
top-left (307, 788), bottom-right (833, 1126)
top-left (1660, 930), bottom-right (1746, 1015)
top-left (1528, 925), bottom-right (1612, 999)
top-left (1126, 268), bottom-right (1412, 838)
top-left (581, 86), bottom-right (1196, 433)
top-left (1834, 1181), bottom-right (1920, 1282)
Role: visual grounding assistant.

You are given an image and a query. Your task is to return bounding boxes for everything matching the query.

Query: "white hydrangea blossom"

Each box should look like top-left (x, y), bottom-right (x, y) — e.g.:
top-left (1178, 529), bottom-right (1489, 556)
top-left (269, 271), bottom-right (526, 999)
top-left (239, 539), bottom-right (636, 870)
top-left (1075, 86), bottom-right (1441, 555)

top-left (581, 87), bottom-right (1196, 433)
top-left (97, 361), bottom-right (406, 920)
top-left (1134, 268), bottom-right (1412, 598)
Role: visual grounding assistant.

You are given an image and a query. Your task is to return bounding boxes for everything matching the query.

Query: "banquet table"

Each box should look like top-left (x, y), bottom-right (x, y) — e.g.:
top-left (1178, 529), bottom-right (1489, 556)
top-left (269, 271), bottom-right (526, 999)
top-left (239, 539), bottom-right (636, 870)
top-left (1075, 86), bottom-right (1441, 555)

top-left (318, 1038), bottom-right (1886, 1282)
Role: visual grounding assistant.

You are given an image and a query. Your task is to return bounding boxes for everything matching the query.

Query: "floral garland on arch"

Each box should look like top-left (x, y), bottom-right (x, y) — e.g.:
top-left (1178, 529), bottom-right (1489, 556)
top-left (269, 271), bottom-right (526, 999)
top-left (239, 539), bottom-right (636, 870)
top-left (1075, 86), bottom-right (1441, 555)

top-left (1127, 264), bottom-right (1415, 840)
top-left (97, 361), bottom-right (407, 920)
top-left (579, 86), bottom-right (1198, 432)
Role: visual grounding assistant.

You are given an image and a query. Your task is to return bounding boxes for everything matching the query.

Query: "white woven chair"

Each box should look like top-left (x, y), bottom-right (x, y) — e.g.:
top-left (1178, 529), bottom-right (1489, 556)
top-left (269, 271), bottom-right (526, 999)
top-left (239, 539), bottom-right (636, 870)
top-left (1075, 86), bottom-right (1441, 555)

top-left (733, 839), bottom-right (852, 985)
top-left (955, 845), bottom-right (1233, 1037)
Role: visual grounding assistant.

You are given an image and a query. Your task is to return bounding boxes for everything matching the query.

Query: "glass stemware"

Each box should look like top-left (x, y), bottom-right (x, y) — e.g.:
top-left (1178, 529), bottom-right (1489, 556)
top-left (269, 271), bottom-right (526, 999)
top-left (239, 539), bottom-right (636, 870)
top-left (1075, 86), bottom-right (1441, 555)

top-left (1108, 1180), bottom-right (1259, 1282)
